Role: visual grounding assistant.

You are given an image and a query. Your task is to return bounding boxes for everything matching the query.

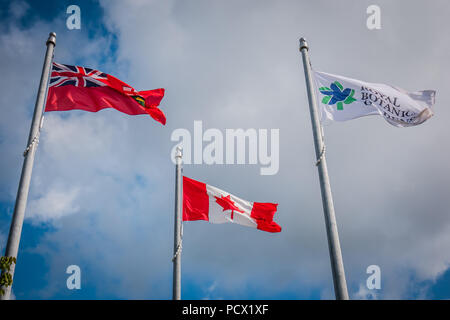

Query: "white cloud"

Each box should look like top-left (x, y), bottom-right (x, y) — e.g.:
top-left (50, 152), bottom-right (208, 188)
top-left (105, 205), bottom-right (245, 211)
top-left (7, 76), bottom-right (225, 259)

top-left (353, 283), bottom-right (379, 300)
top-left (9, 1), bottom-right (29, 19)
top-left (27, 187), bottom-right (80, 222)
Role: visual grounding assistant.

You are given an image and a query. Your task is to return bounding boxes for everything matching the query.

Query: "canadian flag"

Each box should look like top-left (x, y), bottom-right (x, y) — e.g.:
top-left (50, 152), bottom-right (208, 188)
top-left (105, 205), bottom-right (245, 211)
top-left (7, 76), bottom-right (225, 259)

top-left (183, 176), bottom-right (281, 233)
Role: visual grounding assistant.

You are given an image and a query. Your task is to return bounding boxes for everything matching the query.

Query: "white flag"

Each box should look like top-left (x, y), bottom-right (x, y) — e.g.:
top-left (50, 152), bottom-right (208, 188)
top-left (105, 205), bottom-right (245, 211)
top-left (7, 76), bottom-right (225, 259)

top-left (313, 70), bottom-right (436, 127)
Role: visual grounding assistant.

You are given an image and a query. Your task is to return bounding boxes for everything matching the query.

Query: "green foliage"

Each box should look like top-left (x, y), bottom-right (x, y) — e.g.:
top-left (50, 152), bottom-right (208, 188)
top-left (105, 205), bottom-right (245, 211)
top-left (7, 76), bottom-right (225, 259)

top-left (0, 256), bottom-right (16, 295)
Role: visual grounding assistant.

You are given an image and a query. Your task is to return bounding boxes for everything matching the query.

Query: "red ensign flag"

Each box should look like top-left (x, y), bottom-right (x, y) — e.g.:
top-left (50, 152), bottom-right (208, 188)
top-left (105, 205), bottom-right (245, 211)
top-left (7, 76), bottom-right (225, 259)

top-left (45, 62), bottom-right (166, 124)
top-left (183, 176), bottom-right (281, 233)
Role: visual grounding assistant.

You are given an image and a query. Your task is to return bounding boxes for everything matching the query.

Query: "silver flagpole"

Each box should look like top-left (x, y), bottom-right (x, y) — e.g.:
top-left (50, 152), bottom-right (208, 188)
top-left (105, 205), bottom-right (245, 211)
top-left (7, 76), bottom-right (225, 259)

top-left (0, 32), bottom-right (56, 300)
top-left (299, 37), bottom-right (349, 300)
top-left (172, 146), bottom-right (183, 300)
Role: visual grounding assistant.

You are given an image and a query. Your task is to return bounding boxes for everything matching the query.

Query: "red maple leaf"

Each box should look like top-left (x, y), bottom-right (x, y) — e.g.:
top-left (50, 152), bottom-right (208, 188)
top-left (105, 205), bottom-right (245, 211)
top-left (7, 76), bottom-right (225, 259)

top-left (214, 194), bottom-right (244, 220)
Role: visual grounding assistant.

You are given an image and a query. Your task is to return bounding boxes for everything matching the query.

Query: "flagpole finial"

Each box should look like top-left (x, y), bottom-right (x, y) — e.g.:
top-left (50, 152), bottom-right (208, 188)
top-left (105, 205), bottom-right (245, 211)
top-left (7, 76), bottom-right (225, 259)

top-left (47, 32), bottom-right (56, 46)
top-left (299, 37), bottom-right (308, 51)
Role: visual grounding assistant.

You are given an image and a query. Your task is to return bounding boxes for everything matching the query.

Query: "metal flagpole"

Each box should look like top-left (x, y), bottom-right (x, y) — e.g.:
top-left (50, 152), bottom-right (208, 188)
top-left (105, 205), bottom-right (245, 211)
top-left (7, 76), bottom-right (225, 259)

top-left (172, 146), bottom-right (183, 300)
top-left (0, 32), bottom-right (56, 300)
top-left (298, 37), bottom-right (349, 300)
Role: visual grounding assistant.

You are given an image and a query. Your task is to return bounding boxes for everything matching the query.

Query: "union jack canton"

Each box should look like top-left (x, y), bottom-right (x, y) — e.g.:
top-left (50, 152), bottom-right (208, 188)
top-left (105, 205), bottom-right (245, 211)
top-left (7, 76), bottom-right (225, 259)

top-left (49, 62), bottom-right (108, 88)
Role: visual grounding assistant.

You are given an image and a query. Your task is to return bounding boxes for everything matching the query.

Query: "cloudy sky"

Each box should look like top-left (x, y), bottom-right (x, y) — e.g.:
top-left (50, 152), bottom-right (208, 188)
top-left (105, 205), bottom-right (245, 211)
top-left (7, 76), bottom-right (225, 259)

top-left (1, 0), bottom-right (449, 300)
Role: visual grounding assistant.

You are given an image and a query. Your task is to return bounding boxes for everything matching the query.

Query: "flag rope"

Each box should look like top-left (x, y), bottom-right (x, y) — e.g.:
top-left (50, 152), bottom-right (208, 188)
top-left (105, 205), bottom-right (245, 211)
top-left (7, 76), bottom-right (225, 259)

top-left (23, 116), bottom-right (44, 157)
top-left (172, 224), bottom-right (183, 262)
top-left (23, 135), bottom-right (39, 157)
top-left (315, 144), bottom-right (326, 166)
top-left (172, 239), bottom-right (182, 262)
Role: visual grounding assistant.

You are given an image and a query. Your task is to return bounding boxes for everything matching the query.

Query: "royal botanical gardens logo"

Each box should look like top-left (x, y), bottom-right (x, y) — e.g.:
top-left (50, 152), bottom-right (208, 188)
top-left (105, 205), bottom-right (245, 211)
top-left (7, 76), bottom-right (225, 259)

top-left (319, 81), bottom-right (356, 110)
